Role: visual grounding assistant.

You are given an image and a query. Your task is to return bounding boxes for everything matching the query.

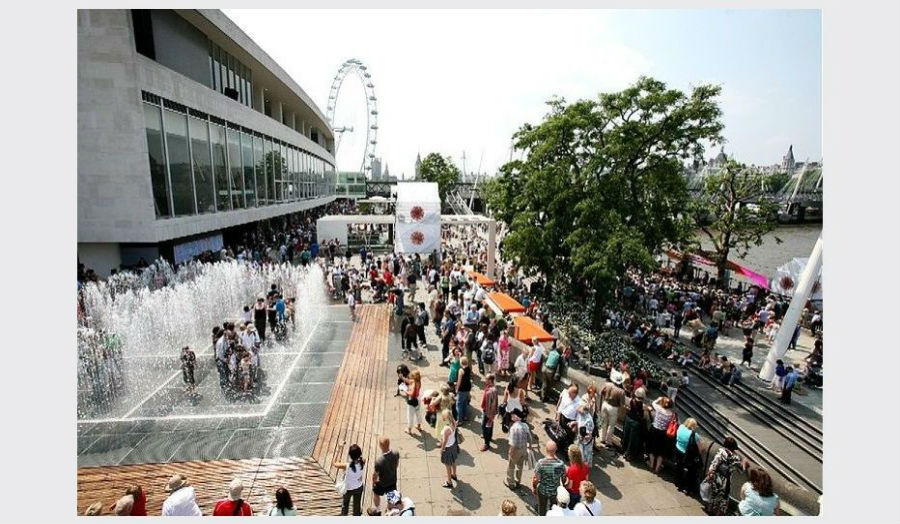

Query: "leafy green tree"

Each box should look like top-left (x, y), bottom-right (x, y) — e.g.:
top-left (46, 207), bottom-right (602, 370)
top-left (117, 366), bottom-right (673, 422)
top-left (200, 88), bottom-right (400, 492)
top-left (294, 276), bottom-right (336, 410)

top-left (490, 77), bottom-right (724, 325)
top-left (418, 153), bottom-right (460, 202)
top-left (690, 160), bottom-right (781, 286)
top-left (764, 171), bottom-right (791, 193)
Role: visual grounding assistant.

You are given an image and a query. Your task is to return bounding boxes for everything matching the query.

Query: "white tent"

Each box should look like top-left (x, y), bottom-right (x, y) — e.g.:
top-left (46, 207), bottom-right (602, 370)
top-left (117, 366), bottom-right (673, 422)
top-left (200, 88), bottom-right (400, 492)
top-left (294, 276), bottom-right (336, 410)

top-left (395, 182), bottom-right (441, 254)
top-left (770, 257), bottom-right (823, 300)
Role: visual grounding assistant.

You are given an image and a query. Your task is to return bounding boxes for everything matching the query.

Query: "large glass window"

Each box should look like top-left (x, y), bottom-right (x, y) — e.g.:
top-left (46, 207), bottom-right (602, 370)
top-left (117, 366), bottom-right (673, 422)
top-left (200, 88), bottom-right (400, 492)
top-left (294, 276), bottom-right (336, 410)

top-left (241, 132), bottom-right (256, 207)
top-left (277, 143), bottom-right (286, 202)
top-left (143, 103), bottom-right (170, 217)
top-left (210, 124), bottom-right (230, 211)
top-left (295, 148), bottom-right (302, 201)
top-left (212, 46), bottom-right (221, 92)
top-left (286, 148), bottom-right (294, 201)
top-left (163, 110), bottom-right (195, 216)
top-left (265, 139), bottom-right (277, 204)
top-left (227, 129), bottom-right (244, 209)
top-left (189, 118), bottom-right (215, 214)
top-left (254, 135), bottom-right (266, 205)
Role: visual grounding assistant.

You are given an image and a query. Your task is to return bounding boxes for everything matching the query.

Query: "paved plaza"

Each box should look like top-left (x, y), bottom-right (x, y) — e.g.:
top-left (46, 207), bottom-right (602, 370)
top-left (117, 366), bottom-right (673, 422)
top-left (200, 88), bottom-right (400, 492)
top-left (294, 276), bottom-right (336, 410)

top-left (380, 285), bottom-right (705, 516)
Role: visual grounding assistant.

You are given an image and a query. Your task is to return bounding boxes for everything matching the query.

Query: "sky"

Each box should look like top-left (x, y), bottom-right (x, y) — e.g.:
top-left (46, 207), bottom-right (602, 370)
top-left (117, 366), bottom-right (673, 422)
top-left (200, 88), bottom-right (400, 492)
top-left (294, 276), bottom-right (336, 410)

top-left (225, 9), bottom-right (821, 178)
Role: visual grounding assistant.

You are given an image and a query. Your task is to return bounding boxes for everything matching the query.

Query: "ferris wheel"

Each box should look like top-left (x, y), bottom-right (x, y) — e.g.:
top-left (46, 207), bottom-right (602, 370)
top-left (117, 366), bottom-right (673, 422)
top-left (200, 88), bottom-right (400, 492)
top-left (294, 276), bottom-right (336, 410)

top-left (326, 58), bottom-right (378, 177)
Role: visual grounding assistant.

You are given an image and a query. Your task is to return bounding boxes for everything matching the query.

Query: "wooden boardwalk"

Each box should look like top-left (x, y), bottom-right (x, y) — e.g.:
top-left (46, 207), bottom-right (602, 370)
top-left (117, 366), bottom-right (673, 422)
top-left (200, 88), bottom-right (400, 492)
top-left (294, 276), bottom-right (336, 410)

top-left (76, 305), bottom-right (391, 515)
top-left (312, 304), bottom-right (390, 511)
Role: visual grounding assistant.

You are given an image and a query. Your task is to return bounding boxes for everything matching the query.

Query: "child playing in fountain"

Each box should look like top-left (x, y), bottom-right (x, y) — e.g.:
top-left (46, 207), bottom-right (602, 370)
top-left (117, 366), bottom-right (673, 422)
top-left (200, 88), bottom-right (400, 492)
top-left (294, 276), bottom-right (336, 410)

top-left (181, 346), bottom-right (196, 393)
top-left (241, 351), bottom-right (253, 396)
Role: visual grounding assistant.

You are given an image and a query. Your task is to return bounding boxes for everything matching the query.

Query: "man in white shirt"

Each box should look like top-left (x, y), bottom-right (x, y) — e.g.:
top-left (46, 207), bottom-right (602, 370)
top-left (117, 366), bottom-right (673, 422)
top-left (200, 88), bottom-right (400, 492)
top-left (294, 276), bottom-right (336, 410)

top-left (241, 324), bottom-right (260, 350)
top-left (162, 474), bottom-right (202, 516)
top-left (546, 486), bottom-right (573, 516)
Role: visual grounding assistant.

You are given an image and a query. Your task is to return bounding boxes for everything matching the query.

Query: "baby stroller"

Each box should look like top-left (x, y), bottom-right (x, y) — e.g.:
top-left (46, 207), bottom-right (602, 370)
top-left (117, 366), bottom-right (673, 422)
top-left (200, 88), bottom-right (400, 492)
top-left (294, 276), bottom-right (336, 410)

top-left (543, 418), bottom-right (573, 459)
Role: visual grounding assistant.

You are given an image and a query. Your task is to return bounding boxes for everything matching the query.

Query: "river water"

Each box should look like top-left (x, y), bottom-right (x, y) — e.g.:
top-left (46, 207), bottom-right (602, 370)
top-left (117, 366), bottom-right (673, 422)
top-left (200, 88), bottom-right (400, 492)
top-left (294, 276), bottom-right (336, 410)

top-left (698, 224), bottom-right (822, 278)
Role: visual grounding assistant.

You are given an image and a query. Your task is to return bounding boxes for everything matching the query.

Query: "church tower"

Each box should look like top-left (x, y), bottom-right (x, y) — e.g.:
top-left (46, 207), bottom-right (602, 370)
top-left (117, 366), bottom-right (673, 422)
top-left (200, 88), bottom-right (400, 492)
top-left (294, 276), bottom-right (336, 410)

top-left (414, 152), bottom-right (422, 180)
top-left (782, 144), bottom-right (796, 171)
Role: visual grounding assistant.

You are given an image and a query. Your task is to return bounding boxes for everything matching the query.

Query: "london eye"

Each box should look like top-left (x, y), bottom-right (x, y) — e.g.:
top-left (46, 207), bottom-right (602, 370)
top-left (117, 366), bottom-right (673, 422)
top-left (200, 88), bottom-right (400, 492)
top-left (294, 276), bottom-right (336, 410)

top-left (326, 58), bottom-right (378, 177)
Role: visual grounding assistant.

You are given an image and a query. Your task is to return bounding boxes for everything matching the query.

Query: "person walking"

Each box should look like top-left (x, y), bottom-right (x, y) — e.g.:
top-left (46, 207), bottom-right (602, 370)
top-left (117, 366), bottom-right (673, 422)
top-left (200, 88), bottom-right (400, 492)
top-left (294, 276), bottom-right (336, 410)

top-left (741, 335), bottom-right (754, 368)
top-left (532, 441), bottom-right (566, 516)
top-left (598, 371), bottom-right (625, 449)
top-left (480, 373), bottom-right (498, 451)
top-left (575, 400), bottom-right (596, 466)
top-left (212, 478), bottom-right (253, 516)
top-left (402, 370), bottom-right (425, 435)
top-left (705, 436), bottom-right (749, 516)
top-left (621, 387), bottom-right (648, 461)
top-left (367, 437), bottom-right (400, 516)
top-left (439, 409), bottom-right (461, 489)
top-left (564, 444), bottom-right (590, 508)
top-left (497, 331), bottom-right (511, 378)
top-left (334, 444), bottom-right (366, 516)
top-left (526, 339), bottom-right (544, 393)
top-left (505, 409), bottom-right (530, 490)
top-left (455, 356), bottom-right (473, 422)
top-left (253, 298), bottom-right (267, 342)
top-left (540, 344), bottom-right (562, 402)
top-left (415, 302), bottom-right (429, 346)
top-left (781, 366), bottom-right (799, 404)
top-left (648, 396), bottom-right (675, 473)
top-left (180, 346), bottom-right (196, 393)
top-left (674, 418), bottom-right (703, 494)
top-left (266, 487), bottom-right (296, 516)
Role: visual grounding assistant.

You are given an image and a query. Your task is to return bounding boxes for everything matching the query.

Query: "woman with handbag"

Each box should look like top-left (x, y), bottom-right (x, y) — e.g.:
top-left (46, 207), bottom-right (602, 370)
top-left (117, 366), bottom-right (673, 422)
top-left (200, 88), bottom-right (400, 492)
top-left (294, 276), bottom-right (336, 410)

top-left (703, 437), bottom-right (749, 516)
top-left (401, 370), bottom-right (425, 435)
top-left (333, 444), bottom-right (366, 516)
top-left (648, 396), bottom-right (675, 474)
top-left (674, 418), bottom-right (703, 494)
top-left (439, 409), bottom-right (462, 489)
top-left (500, 379), bottom-right (528, 432)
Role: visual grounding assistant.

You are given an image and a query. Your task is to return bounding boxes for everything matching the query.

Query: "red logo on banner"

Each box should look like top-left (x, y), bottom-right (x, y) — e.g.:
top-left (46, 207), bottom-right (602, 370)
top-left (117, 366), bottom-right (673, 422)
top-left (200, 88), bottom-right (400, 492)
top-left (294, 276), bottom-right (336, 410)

top-left (411, 206), bottom-right (425, 221)
top-left (411, 231), bottom-right (425, 245)
top-left (780, 276), bottom-right (794, 290)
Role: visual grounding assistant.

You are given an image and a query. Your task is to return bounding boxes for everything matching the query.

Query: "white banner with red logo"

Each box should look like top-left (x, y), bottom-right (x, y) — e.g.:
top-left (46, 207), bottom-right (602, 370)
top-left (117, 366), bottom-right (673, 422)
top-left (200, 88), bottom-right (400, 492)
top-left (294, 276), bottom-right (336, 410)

top-left (395, 182), bottom-right (441, 254)
top-left (770, 257), bottom-right (823, 300)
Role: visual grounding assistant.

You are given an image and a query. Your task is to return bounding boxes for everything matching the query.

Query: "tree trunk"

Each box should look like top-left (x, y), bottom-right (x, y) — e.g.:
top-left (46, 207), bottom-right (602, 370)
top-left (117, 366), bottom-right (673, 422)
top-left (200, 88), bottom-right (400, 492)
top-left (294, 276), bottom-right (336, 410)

top-left (716, 261), bottom-right (728, 289)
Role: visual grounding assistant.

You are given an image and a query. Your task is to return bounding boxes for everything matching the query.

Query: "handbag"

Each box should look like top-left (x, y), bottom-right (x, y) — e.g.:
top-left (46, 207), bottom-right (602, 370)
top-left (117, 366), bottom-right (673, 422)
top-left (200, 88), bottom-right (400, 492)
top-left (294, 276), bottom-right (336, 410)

top-left (666, 413), bottom-right (679, 438)
top-left (334, 470), bottom-right (347, 495)
top-left (699, 478), bottom-right (712, 503)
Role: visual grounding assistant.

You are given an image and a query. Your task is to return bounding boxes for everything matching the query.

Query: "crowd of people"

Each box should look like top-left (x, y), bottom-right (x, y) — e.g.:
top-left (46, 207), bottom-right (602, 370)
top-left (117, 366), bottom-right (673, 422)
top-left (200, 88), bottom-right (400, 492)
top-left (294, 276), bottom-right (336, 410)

top-left (78, 203), bottom-right (808, 517)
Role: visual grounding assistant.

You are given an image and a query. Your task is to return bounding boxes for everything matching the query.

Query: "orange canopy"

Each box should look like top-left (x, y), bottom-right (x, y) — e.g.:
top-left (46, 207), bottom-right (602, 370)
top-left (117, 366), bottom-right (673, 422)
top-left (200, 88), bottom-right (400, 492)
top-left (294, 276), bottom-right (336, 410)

top-left (468, 271), bottom-right (495, 287)
top-left (488, 292), bottom-right (526, 314)
top-left (513, 315), bottom-right (555, 344)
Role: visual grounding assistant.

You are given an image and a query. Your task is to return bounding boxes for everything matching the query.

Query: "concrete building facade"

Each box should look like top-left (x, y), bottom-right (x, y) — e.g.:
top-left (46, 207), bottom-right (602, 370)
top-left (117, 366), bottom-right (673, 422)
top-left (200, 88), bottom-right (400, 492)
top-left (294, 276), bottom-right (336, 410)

top-left (78, 9), bottom-right (337, 275)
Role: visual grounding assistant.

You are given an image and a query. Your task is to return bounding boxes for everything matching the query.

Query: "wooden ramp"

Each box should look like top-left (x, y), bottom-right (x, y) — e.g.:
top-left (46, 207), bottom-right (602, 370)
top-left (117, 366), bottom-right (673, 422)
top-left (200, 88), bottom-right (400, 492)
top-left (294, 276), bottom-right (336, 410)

top-left (76, 304), bottom-right (392, 516)
top-left (312, 304), bottom-right (391, 511)
top-left (77, 456), bottom-right (340, 515)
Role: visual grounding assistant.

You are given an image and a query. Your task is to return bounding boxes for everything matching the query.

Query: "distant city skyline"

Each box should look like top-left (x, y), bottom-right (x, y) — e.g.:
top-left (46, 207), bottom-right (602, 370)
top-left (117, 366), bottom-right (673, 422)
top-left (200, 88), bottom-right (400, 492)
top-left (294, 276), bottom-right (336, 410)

top-left (225, 9), bottom-right (822, 177)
